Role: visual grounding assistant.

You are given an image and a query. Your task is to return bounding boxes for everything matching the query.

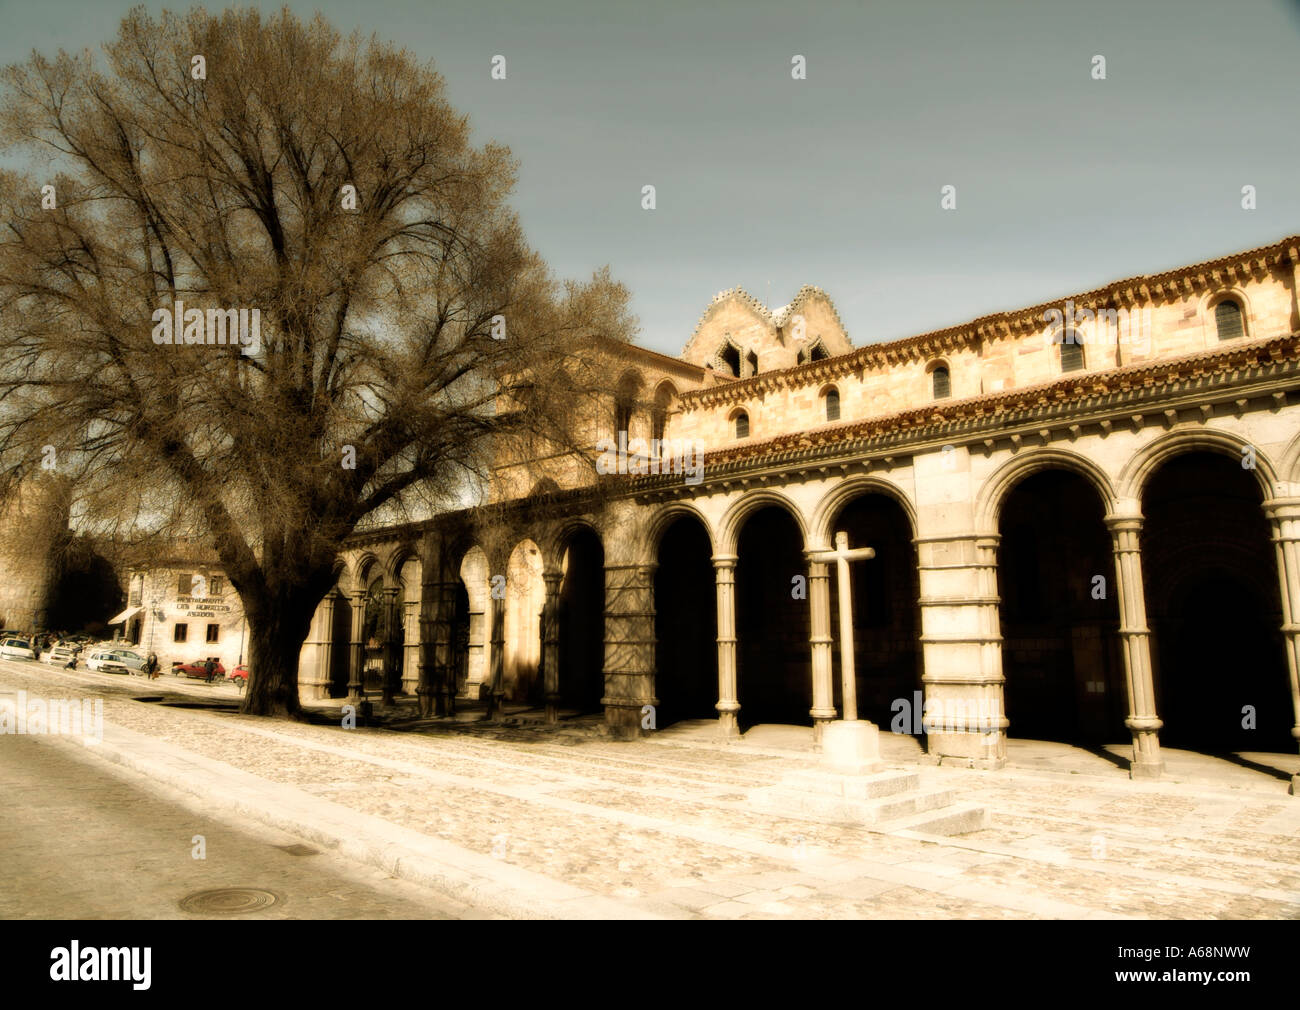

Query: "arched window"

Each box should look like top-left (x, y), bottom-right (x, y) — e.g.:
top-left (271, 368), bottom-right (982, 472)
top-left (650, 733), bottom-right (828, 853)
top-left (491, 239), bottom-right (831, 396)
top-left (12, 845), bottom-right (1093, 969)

top-left (1059, 331), bottom-right (1084, 372)
top-left (931, 366), bottom-right (951, 399)
top-left (1214, 299), bottom-right (1244, 341)
top-left (824, 387), bottom-right (840, 421)
top-left (735, 411), bottom-right (750, 439)
top-left (614, 371), bottom-right (642, 438)
top-left (651, 381), bottom-right (676, 451)
top-left (719, 343), bottom-right (741, 378)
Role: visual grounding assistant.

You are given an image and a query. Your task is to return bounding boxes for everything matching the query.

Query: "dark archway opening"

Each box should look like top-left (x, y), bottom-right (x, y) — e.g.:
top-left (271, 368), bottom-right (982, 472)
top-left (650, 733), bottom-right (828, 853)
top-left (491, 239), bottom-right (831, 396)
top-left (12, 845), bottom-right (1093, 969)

top-left (558, 528), bottom-right (605, 712)
top-left (998, 470), bottom-right (1126, 744)
top-left (450, 582), bottom-right (470, 698)
top-left (328, 590), bottom-right (351, 698)
top-left (735, 505), bottom-right (811, 729)
top-left (1143, 452), bottom-right (1291, 753)
top-left (654, 515), bottom-right (718, 727)
top-left (826, 495), bottom-right (921, 732)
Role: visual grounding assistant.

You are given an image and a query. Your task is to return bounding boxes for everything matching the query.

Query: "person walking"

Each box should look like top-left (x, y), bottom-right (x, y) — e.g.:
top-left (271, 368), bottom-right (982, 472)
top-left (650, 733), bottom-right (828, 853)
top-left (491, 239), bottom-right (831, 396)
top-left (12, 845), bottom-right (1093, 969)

top-left (204, 657), bottom-right (217, 684)
top-left (145, 652), bottom-right (159, 680)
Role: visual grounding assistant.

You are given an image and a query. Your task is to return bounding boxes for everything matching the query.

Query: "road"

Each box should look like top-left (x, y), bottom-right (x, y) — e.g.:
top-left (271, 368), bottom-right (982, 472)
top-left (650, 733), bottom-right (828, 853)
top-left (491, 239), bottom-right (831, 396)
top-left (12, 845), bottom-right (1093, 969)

top-left (0, 708), bottom-right (485, 919)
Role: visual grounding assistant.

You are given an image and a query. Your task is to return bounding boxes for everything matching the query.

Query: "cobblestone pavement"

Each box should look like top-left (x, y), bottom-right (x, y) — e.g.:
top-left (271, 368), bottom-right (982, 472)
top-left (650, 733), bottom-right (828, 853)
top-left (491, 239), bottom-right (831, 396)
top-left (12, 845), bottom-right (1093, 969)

top-left (0, 730), bottom-right (485, 919)
top-left (2, 658), bottom-right (1298, 919)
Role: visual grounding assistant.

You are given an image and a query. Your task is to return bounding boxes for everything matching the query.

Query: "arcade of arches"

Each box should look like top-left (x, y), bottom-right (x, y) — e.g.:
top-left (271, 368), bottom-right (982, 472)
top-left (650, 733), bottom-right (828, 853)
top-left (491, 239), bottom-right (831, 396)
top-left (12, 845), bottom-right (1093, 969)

top-left (298, 421), bottom-right (1300, 796)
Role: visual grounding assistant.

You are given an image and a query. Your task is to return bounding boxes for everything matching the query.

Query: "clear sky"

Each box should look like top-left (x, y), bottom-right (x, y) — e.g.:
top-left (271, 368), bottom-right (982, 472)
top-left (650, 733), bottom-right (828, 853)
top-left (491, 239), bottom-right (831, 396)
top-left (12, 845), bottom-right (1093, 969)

top-left (2, 0), bottom-right (1297, 356)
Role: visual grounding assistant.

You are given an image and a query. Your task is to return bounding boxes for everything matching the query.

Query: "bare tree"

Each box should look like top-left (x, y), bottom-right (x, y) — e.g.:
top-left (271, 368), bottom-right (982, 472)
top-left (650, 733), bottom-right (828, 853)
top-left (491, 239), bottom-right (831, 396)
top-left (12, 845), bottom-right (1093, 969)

top-left (0, 6), bottom-right (634, 716)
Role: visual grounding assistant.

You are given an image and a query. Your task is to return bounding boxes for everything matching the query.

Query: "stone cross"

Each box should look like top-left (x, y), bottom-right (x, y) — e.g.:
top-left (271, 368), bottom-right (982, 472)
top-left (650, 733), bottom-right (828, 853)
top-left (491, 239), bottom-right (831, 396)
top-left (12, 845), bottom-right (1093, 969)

top-left (809, 531), bottom-right (876, 722)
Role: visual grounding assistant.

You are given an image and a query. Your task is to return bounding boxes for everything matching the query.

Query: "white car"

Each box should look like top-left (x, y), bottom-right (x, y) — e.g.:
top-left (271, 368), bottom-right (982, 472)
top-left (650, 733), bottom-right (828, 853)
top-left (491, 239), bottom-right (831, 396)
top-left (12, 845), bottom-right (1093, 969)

top-left (43, 645), bottom-right (80, 667)
top-left (84, 648), bottom-right (135, 675)
top-left (0, 637), bottom-right (36, 660)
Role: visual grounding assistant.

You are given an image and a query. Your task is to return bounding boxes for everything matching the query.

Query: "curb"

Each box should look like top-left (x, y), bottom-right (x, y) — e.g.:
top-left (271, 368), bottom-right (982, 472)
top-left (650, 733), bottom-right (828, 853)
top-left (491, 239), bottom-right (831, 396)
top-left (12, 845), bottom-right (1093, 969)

top-left (42, 715), bottom-right (659, 920)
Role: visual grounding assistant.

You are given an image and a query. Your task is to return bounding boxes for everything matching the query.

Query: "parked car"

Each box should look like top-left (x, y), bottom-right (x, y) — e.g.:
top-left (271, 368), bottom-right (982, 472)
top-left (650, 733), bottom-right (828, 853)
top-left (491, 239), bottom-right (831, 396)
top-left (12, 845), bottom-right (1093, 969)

top-left (229, 664), bottom-right (249, 688)
top-left (43, 645), bottom-right (80, 668)
top-left (0, 637), bottom-right (36, 661)
top-left (84, 648), bottom-right (140, 675)
top-left (175, 658), bottom-right (226, 681)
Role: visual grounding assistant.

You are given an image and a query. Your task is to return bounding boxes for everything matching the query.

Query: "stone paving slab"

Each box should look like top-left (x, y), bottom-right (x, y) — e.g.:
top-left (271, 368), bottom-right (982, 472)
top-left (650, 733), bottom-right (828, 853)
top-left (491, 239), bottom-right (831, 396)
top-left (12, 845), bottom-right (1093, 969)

top-left (2, 659), bottom-right (1299, 919)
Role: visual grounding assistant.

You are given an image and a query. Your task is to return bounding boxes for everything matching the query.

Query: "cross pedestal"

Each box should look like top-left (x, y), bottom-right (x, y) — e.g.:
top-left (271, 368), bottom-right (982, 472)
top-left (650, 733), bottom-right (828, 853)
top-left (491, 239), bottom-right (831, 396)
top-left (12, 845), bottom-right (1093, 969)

top-left (809, 532), bottom-right (881, 774)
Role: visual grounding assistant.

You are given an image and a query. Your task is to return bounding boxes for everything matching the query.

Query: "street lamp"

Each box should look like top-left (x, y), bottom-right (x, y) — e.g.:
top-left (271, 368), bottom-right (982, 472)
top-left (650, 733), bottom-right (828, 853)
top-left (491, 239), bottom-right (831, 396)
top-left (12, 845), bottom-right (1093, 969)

top-left (148, 598), bottom-right (163, 653)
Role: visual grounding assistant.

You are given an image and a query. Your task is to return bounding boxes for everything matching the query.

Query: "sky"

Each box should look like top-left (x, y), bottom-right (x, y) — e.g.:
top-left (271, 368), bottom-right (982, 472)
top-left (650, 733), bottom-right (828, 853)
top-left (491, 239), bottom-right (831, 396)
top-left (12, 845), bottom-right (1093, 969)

top-left (1, 0), bottom-right (1297, 357)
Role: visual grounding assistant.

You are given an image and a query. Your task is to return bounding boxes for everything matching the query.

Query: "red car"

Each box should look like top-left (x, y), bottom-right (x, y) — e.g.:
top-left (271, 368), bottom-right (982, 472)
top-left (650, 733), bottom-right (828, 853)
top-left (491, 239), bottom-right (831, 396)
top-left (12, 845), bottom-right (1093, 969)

top-left (229, 664), bottom-right (249, 688)
top-left (174, 659), bottom-right (226, 681)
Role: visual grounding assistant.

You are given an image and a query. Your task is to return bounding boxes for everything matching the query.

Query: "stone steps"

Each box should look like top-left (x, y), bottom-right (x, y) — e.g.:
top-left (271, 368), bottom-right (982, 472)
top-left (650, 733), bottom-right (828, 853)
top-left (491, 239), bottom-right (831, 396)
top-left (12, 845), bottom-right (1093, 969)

top-left (748, 768), bottom-right (989, 836)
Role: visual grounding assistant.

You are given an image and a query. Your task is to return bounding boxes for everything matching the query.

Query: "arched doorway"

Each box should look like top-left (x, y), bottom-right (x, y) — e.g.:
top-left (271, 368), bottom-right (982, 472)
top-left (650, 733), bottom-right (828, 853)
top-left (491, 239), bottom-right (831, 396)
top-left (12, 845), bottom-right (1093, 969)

top-left (825, 494), bottom-right (920, 730)
top-left (997, 470), bottom-right (1126, 743)
top-left (558, 528), bottom-right (605, 712)
top-left (735, 505), bottom-right (811, 728)
top-left (1142, 452), bottom-right (1291, 752)
top-left (654, 514), bottom-right (717, 727)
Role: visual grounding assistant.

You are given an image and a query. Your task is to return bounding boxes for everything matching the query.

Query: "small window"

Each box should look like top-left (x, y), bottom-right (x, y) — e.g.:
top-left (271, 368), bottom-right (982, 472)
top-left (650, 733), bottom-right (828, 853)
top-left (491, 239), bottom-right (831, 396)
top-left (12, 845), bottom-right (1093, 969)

top-left (735, 411), bottom-right (750, 439)
top-left (932, 366), bottom-right (951, 399)
top-left (720, 344), bottom-right (741, 378)
top-left (824, 388), bottom-right (840, 421)
top-left (1059, 332), bottom-right (1084, 372)
top-left (1214, 299), bottom-right (1244, 341)
top-left (173, 624), bottom-right (188, 643)
top-left (206, 623), bottom-right (220, 643)
top-left (209, 576), bottom-right (224, 596)
top-left (177, 572), bottom-right (191, 595)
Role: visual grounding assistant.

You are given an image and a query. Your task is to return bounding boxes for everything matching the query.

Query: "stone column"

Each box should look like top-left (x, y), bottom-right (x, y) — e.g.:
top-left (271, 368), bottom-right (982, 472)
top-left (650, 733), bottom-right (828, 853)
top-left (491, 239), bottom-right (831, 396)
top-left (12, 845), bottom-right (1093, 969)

top-left (297, 594), bottom-right (332, 701)
top-left (381, 586), bottom-right (400, 706)
top-left (917, 534), bottom-right (1007, 769)
top-left (1106, 514), bottom-right (1164, 779)
top-left (319, 593), bottom-right (336, 698)
top-left (1264, 498), bottom-right (1300, 795)
top-left (402, 597), bottom-right (420, 696)
top-left (602, 563), bottom-right (657, 740)
top-left (713, 554), bottom-right (740, 739)
top-left (541, 570), bottom-right (562, 723)
top-left (347, 589), bottom-right (366, 703)
top-left (805, 553), bottom-right (836, 745)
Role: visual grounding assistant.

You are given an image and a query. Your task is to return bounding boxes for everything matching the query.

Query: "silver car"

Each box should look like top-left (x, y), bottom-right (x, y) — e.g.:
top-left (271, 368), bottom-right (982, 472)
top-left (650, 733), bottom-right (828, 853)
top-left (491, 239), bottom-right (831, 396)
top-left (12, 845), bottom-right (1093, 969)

top-left (0, 637), bottom-right (36, 660)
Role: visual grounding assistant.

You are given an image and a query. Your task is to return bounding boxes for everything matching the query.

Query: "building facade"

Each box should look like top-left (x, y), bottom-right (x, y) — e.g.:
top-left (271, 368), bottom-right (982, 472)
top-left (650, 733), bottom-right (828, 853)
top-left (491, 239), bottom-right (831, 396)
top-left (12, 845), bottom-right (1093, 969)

top-left (301, 234), bottom-right (1300, 793)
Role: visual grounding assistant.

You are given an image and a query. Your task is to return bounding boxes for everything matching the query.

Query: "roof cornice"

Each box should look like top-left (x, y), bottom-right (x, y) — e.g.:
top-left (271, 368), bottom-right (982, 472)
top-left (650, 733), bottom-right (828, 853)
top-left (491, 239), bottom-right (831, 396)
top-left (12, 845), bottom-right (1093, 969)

top-left (679, 234), bottom-right (1300, 410)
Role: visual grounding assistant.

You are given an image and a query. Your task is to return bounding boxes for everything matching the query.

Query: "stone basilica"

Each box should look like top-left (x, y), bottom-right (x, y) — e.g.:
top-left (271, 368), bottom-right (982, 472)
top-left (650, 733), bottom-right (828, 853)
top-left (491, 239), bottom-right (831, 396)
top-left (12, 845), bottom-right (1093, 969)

top-left (308, 232), bottom-right (1300, 791)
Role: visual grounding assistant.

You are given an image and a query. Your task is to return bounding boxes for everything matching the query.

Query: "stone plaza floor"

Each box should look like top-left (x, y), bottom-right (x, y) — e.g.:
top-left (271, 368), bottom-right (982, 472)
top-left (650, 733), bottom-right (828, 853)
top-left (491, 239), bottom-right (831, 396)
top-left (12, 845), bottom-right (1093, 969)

top-left (1, 658), bottom-right (1298, 919)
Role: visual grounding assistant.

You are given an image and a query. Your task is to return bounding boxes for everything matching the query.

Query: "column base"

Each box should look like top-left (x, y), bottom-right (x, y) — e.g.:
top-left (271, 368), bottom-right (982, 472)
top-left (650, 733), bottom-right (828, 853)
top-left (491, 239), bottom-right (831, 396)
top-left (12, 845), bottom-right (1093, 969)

top-left (717, 709), bottom-right (739, 741)
top-left (1130, 760), bottom-right (1164, 780)
top-left (821, 720), bottom-right (883, 775)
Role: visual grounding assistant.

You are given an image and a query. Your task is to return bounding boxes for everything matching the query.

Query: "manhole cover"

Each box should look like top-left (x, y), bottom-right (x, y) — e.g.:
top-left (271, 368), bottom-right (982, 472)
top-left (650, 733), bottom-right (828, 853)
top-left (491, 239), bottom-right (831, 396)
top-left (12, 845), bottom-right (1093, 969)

top-left (179, 887), bottom-right (280, 915)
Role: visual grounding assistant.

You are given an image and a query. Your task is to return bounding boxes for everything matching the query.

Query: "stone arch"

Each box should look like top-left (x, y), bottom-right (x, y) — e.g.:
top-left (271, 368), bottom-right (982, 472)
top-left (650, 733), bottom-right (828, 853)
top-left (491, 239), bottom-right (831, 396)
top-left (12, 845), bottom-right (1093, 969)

top-left (383, 543), bottom-right (421, 588)
top-left (717, 489), bottom-right (809, 556)
top-left (542, 517), bottom-right (604, 575)
top-left (810, 475), bottom-right (917, 550)
top-left (1279, 427), bottom-right (1300, 488)
top-left (645, 502), bottom-right (716, 561)
top-left (975, 449), bottom-right (1117, 536)
top-left (1115, 428), bottom-right (1278, 505)
top-left (352, 552), bottom-right (382, 593)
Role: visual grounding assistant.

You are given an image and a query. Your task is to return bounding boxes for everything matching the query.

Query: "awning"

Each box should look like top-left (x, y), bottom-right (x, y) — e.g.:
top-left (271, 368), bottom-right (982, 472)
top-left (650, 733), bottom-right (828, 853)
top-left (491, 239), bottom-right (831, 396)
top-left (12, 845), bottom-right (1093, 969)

top-left (108, 606), bottom-right (144, 625)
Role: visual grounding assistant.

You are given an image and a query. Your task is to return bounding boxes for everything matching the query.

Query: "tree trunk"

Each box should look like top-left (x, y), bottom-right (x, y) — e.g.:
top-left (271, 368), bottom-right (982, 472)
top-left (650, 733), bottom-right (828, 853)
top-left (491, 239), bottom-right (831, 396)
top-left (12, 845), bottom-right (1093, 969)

top-left (241, 601), bottom-right (315, 718)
